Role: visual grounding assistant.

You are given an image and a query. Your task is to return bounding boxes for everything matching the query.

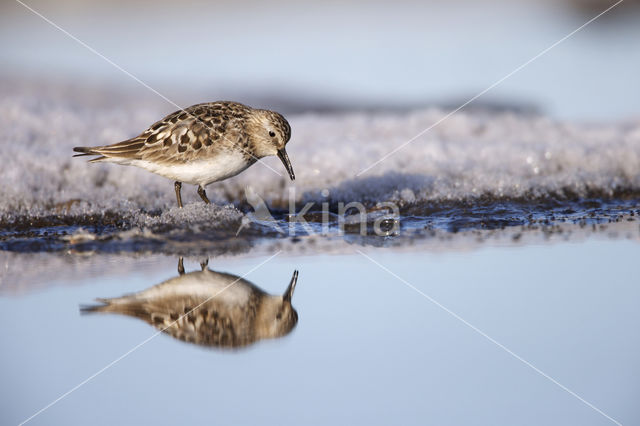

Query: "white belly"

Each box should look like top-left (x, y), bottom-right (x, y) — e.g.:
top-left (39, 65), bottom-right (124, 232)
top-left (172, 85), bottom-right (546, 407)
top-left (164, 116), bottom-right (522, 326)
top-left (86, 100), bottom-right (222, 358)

top-left (129, 152), bottom-right (251, 186)
top-left (139, 271), bottom-right (254, 304)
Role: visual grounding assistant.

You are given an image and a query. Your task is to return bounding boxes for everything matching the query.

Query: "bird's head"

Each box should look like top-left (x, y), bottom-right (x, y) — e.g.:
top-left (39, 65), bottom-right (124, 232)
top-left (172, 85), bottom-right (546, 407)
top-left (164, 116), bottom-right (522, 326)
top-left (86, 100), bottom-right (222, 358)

top-left (247, 109), bottom-right (295, 180)
top-left (256, 270), bottom-right (299, 339)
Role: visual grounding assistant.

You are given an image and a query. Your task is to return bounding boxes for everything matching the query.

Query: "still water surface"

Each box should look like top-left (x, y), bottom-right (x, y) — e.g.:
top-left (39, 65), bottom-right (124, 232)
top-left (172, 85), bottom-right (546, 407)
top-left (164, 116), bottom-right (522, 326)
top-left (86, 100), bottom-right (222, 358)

top-left (1, 240), bottom-right (639, 425)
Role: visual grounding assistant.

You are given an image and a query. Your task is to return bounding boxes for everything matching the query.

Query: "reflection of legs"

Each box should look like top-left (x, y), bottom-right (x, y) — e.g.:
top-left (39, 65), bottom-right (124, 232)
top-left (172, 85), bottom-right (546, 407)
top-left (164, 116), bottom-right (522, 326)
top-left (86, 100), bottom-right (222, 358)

top-left (197, 185), bottom-right (211, 204)
top-left (178, 257), bottom-right (185, 275)
top-left (174, 181), bottom-right (183, 208)
top-left (200, 259), bottom-right (209, 271)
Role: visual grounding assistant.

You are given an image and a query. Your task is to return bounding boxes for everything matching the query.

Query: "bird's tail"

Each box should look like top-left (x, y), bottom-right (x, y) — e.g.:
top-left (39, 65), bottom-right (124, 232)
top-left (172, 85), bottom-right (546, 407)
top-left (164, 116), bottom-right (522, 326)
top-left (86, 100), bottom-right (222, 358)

top-left (73, 146), bottom-right (96, 156)
top-left (73, 138), bottom-right (144, 162)
top-left (80, 297), bottom-right (147, 319)
top-left (79, 298), bottom-right (113, 314)
top-left (73, 146), bottom-right (107, 162)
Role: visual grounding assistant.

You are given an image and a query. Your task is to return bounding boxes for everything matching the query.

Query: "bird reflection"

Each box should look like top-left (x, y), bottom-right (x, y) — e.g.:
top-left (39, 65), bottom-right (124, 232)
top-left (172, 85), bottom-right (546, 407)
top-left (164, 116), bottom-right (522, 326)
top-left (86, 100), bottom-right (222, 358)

top-left (82, 258), bottom-right (299, 349)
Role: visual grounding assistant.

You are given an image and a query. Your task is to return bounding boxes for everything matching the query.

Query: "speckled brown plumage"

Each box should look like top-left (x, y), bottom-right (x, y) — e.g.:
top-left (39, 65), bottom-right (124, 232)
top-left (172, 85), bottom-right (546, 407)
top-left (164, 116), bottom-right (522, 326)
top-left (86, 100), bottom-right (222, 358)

top-left (81, 102), bottom-right (264, 164)
top-left (82, 264), bottom-right (299, 349)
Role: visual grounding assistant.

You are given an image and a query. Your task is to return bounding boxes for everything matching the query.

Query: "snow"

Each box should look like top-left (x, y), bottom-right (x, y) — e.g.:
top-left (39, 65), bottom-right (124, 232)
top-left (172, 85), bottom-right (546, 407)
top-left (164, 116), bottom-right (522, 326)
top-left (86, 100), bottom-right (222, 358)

top-left (1, 79), bottom-right (639, 227)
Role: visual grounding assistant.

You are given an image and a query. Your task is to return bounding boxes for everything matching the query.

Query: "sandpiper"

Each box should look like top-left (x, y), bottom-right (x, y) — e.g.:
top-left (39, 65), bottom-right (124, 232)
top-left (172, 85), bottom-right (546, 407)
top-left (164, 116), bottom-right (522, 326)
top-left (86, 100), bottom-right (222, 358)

top-left (73, 101), bottom-right (295, 208)
top-left (82, 259), bottom-right (299, 348)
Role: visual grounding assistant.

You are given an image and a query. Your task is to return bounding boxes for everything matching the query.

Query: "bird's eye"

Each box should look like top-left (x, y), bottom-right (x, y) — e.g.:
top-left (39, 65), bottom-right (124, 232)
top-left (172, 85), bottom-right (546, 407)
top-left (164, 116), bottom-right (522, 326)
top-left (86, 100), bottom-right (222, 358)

top-left (269, 131), bottom-right (276, 138)
top-left (276, 313), bottom-right (282, 320)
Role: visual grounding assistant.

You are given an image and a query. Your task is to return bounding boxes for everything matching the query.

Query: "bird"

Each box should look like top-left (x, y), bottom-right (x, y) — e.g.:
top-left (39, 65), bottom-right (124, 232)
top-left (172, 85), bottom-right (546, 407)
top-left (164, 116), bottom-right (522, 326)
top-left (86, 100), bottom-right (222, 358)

top-left (81, 258), bottom-right (299, 349)
top-left (73, 101), bottom-right (295, 208)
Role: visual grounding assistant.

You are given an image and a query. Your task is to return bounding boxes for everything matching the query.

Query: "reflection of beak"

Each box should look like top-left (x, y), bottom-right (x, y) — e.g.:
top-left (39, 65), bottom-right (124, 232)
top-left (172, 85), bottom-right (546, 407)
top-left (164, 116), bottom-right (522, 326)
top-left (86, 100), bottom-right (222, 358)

top-left (283, 270), bottom-right (298, 302)
top-left (277, 148), bottom-right (295, 181)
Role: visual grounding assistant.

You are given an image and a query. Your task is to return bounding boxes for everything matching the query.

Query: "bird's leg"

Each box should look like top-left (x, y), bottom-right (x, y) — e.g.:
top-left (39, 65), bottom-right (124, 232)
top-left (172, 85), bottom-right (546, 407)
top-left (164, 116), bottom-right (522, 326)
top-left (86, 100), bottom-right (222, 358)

top-left (197, 185), bottom-right (211, 204)
top-left (174, 181), bottom-right (183, 208)
top-left (200, 258), bottom-right (209, 271)
top-left (177, 257), bottom-right (185, 275)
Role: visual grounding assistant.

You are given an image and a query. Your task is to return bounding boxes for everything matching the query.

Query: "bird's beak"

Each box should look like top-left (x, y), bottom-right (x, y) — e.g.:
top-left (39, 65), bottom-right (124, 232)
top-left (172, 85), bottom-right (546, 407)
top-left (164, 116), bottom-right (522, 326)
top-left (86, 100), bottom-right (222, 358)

top-left (283, 270), bottom-right (298, 302)
top-left (277, 148), bottom-right (295, 181)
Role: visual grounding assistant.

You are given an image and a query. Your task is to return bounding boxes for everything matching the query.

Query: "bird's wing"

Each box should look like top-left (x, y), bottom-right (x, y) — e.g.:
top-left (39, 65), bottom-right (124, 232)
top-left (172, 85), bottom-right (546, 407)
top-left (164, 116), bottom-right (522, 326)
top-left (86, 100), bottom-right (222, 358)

top-left (84, 295), bottom-right (254, 347)
top-left (146, 298), bottom-right (252, 347)
top-left (77, 103), bottom-right (250, 163)
top-left (138, 114), bottom-right (248, 165)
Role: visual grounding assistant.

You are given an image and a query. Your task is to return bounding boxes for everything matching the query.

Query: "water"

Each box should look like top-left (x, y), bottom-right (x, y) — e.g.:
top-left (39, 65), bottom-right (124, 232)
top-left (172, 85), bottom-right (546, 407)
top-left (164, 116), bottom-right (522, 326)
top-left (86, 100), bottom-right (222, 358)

top-left (2, 241), bottom-right (639, 425)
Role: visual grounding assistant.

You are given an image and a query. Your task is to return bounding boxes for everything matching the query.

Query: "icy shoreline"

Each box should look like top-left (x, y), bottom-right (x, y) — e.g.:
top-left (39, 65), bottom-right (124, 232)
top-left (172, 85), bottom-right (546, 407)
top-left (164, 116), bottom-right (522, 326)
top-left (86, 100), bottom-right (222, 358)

top-left (0, 80), bottom-right (639, 252)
